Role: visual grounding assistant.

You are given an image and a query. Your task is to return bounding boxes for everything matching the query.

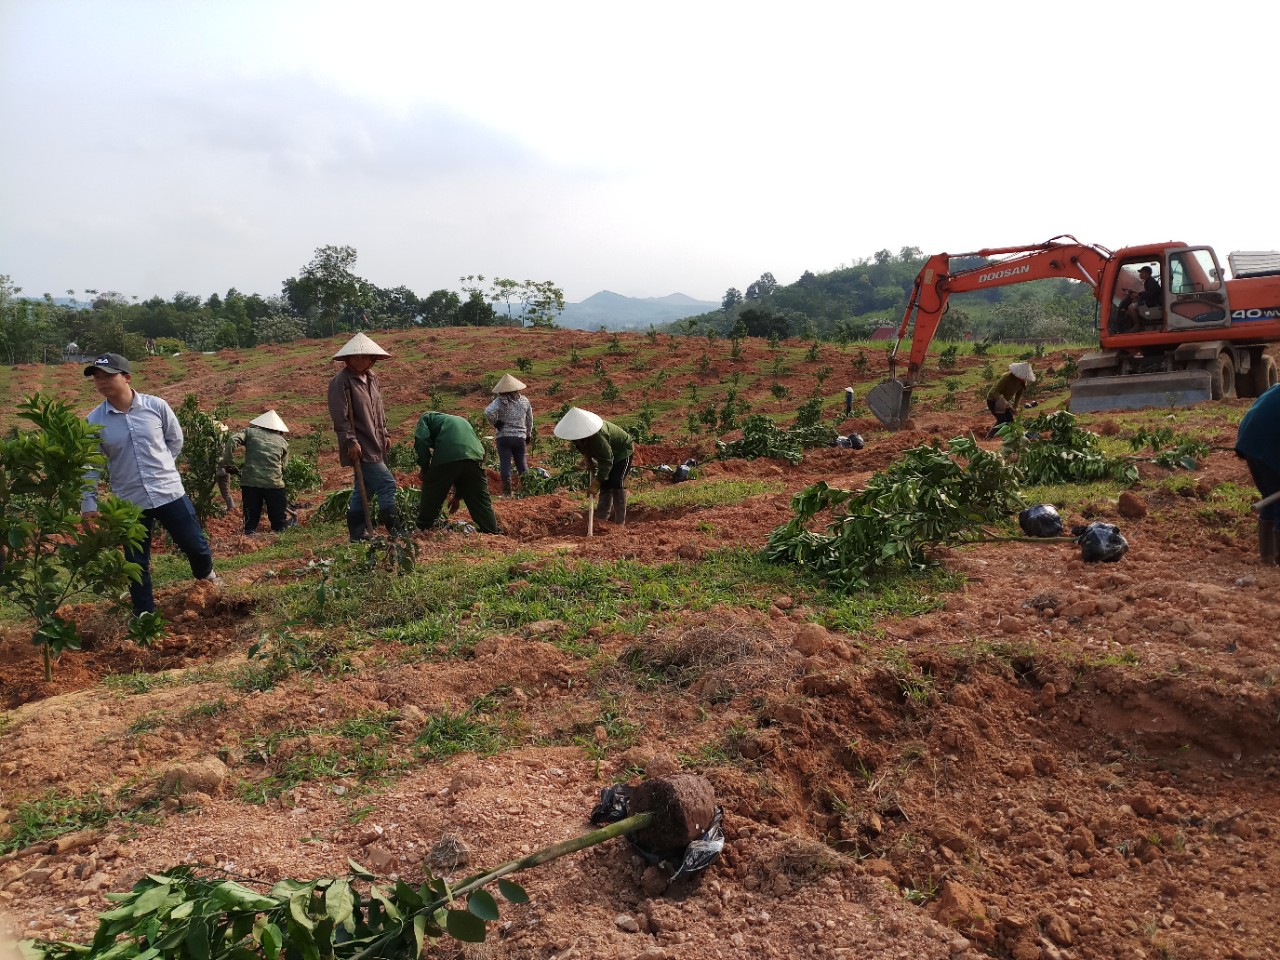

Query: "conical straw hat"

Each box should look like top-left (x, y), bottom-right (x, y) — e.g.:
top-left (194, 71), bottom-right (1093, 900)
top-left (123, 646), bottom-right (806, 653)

top-left (1008, 361), bottom-right (1036, 383)
top-left (250, 410), bottom-right (290, 433)
top-left (333, 332), bottom-right (390, 359)
top-left (554, 407), bottom-right (604, 441)
top-left (492, 373), bottom-right (527, 394)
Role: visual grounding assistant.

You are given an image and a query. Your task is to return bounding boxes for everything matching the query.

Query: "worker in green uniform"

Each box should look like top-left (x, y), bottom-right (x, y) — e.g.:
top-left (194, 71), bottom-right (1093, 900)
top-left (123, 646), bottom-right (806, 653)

top-left (553, 407), bottom-right (634, 525)
top-left (413, 412), bottom-right (500, 534)
top-left (222, 410), bottom-right (291, 535)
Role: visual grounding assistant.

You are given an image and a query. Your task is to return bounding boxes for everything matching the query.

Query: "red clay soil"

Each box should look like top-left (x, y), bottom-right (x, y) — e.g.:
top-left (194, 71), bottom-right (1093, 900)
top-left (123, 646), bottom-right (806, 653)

top-left (2, 332), bottom-right (1279, 960)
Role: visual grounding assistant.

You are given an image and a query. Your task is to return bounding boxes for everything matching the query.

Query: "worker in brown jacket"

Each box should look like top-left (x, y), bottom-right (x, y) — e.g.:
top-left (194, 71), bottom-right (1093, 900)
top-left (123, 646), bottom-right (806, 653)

top-left (327, 332), bottom-right (400, 539)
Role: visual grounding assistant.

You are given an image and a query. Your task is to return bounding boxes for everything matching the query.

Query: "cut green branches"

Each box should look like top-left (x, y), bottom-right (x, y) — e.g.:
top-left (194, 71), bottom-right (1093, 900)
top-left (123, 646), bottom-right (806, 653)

top-left (765, 436), bottom-right (1024, 590)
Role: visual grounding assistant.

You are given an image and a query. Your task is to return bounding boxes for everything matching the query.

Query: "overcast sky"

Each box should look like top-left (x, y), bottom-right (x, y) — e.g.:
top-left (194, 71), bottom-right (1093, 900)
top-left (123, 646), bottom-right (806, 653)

top-left (2, 0), bottom-right (1274, 306)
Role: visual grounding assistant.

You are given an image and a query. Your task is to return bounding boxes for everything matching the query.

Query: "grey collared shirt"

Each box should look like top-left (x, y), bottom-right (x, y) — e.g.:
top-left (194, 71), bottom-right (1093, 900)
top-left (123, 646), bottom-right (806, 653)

top-left (82, 391), bottom-right (187, 511)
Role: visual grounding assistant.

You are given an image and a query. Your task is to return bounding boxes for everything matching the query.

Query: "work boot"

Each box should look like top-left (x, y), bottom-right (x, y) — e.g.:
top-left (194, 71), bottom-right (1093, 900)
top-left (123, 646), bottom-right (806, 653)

top-left (613, 489), bottom-right (627, 526)
top-left (1261, 520), bottom-right (1277, 564)
top-left (347, 513), bottom-right (370, 542)
top-left (596, 487), bottom-right (613, 523)
top-left (502, 476), bottom-right (512, 497)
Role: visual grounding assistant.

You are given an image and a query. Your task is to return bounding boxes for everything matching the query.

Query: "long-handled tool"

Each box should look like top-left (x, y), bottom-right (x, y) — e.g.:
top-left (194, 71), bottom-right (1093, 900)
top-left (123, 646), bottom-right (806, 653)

top-left (1253, 490), bottom-right (1280, 512)
top-left (353, 460), bottom-right (372, 533)
top-left (585, 457), bottom-right (595, 537)
top-left (344, 381), bottom-right (373, 536)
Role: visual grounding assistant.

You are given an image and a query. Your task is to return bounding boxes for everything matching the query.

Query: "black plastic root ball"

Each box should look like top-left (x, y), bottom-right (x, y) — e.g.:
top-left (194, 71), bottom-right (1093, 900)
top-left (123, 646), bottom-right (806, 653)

top-left (1075, 522), bottom-right (1128, 563)
top-left (1019, 504), bottom-right (1063, 538)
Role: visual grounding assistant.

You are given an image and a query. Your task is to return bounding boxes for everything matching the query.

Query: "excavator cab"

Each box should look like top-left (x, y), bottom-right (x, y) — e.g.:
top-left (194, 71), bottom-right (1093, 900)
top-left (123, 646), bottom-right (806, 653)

top-left (1107, 262), bottom-right (1159, 335)
top-left (1165, 247), bottom-right (1229, 330)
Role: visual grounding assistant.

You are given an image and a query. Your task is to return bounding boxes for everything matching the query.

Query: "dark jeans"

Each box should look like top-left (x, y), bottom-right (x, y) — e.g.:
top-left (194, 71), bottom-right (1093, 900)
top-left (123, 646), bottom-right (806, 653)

top-left (495, 436), bottom-right (528, 480)
top-left (243, 486), bottom-right (289, 533)
top-left (987, 398), bottom-right (1015, 426)
top-left (417, 459), bottom-right (499, 534)
top-left (127, 494), bottom-right (213, 615)
top-left (1247, 457), bottom-right (1280, 524)
top-left (348, 460), bottom-right (398, 521)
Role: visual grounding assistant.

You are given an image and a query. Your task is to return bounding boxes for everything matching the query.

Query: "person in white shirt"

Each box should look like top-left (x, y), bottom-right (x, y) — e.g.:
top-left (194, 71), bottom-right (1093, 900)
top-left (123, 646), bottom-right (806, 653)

top-left (81, 353), bottom-right (219, 615)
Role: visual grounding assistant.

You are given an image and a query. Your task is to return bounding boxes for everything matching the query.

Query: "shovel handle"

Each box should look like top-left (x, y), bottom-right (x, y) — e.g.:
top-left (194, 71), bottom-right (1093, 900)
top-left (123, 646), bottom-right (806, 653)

top-left (585, 457), bottom-right (595, 537)
top-left (1252, 489), bottom-right (1280, 512)
top-left (353, 460), bottom-right (372, 522)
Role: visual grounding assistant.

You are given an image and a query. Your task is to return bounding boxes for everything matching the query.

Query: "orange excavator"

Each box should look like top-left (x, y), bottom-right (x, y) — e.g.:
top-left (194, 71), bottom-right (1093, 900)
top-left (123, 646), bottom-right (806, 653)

top-left (868, 235), bottom-right (1280, 428)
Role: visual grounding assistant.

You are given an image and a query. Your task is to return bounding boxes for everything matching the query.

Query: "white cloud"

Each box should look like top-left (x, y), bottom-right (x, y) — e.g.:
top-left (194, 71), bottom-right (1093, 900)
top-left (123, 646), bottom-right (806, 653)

top-left (3, 0), bottom-right (1276, 304)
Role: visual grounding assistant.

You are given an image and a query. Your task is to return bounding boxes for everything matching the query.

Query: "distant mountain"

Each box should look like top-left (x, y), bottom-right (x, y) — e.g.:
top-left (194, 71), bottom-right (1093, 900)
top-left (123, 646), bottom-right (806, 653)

top-left (557, 291), bottom-right (719, 330)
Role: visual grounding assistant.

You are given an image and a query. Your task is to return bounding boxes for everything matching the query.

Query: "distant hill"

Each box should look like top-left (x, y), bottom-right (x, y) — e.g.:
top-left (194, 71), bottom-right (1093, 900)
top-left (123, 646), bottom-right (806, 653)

top-left (557, 291), bottom-right (719, 330)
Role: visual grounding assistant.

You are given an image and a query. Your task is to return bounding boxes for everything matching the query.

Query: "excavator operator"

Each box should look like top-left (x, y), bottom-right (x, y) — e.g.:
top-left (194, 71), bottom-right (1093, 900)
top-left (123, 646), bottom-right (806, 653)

top-left (1119, 266), bottom-right (1163, 330)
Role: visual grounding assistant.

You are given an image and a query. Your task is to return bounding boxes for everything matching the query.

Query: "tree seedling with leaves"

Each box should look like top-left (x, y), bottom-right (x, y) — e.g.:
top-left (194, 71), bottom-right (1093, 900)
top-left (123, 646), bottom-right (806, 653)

top-left (22, 775), bottom-right (719, 960)
top-left (175, 395), bottom-right (233, 523)
top-left (0, 394), bottom-right (147, 680)
top-left (1126, 426), bottom-right (1209, 471)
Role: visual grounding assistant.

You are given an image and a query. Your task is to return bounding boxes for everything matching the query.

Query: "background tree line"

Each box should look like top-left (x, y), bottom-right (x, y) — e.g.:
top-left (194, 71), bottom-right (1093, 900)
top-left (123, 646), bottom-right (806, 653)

top-left (1, 244), bottom-right (1099, 367)
top-left (0, 245), bottom-right (566, 364)
top-left (687, 247), bottom-right (1098, 345)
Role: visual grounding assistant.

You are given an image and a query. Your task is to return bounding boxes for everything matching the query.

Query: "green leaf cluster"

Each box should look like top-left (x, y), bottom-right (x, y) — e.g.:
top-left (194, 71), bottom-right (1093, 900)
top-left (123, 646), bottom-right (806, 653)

top-left (1126, 425), bottom-right (1208, 471)
top-left (0, 394), bottom-right (146, 679)
top-left (764, 436), bottom-right (1024, 590)
top-left (1001, 411), bottom-right (1138, 485)
top-left (21, 862), bottom-right (530, 960)
top-left (176, 395), bottom-right (231, 523)
top-left (715, 415), bottom-right (836, 465)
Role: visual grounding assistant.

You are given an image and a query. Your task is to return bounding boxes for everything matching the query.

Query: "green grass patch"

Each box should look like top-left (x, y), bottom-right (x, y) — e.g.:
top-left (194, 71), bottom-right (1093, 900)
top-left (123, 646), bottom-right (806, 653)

top-left (229, 628), bottom-right (364, 693)
top-left (235, 698), bottom-right (516, 803)
top-left (1020, 478), bottom-right (1129, 511)
top-left (629, 479), bottom-right (784, 511)
top-left (570, 703), bottom-right (643, 760)
top-left (415, 696), bottom-right (512, 762)
top-left (1084, 648), bottom-right (1141, 667)
top-left (126, 711), bottom-right (166, 737)
top-left (2, 789), bottom-right (158, 854)
top-left (1204, 481), bottom-right (1255, 513)
top-left (236, 710), bottom-right (407, 803)
top-left (273, 548), bottom-right (815, 648)
top-left (102, 671), bottom-right (178, 695)
top-left (179, 698), bottom-right (230, 723)
top-left (819, 568), bottom-right (964, 633)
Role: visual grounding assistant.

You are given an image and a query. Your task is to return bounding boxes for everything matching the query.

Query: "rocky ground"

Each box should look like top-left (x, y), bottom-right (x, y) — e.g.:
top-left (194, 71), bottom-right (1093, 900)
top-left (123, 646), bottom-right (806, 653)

top-left (1, 331), bottom-right (1278, 960)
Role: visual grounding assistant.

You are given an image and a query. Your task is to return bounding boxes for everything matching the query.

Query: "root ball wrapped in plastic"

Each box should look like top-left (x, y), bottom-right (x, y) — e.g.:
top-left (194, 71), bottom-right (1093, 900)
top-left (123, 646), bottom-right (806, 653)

top-left (589, 776), bottom-right (725, 878)
top-left (1019, 504), bottom-right (1064, 538)
top-left (1073, 521), bottom-right (1128, 563)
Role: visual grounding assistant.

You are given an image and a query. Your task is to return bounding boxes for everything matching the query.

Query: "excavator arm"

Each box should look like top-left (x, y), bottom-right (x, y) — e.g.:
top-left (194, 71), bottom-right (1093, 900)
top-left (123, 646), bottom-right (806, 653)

top-left (869, 236), bottom-right (1112, 428)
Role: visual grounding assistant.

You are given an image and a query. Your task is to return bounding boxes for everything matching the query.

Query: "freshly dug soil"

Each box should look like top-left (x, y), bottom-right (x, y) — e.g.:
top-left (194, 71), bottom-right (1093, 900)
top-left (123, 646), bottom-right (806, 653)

top-left (1, 331), bottom-right (1278, 960)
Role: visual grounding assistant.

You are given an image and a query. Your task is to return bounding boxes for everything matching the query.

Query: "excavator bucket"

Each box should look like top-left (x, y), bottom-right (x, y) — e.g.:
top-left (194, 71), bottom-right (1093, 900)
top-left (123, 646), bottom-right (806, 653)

top-left (1069, 370), bottom-right (1213, 414)
top-left (868, 379), bottom-right (911, 429)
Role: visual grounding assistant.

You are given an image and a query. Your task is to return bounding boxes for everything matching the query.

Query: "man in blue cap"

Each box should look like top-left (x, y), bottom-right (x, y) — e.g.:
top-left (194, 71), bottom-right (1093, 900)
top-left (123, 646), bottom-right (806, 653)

top-left (81, 352), bottom-right (220, 615)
